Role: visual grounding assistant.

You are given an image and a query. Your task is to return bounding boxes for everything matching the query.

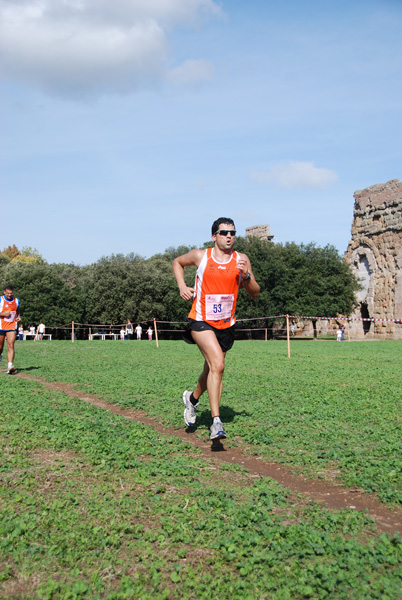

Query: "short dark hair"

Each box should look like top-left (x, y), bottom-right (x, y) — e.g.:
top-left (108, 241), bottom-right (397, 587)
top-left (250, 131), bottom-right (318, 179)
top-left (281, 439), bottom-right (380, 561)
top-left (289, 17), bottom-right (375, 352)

top-left (4, 285), bottom-right (13, 292)
top-left (211, 217), bottom-right (235, 235)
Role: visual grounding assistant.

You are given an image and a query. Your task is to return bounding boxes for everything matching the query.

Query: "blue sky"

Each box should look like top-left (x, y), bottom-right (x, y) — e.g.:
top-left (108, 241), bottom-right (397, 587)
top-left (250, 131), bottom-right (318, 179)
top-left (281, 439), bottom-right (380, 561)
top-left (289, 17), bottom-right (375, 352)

top-left (1, 0), bottom-right (402, 265)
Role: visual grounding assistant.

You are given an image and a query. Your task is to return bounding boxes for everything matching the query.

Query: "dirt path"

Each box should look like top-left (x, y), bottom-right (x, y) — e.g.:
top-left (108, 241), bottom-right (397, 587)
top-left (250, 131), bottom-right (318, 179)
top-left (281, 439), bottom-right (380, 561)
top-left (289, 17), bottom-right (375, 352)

top-left (17, 373), bottom-right (402, 536)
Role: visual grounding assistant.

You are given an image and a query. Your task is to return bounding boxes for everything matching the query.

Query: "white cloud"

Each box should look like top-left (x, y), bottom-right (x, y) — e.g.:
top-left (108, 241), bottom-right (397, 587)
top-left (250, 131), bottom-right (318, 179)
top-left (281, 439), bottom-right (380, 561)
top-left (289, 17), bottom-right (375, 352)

top-left (251, 161), bottom-right (339, 189)
top-left (0, 0), bottom-right (222, 97)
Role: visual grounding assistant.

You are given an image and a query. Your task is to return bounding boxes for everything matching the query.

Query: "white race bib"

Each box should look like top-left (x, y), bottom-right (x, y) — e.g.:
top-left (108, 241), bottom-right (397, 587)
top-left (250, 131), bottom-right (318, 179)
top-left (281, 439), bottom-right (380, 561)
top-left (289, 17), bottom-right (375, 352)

top-left (205, 294), bottom-right (234, 321)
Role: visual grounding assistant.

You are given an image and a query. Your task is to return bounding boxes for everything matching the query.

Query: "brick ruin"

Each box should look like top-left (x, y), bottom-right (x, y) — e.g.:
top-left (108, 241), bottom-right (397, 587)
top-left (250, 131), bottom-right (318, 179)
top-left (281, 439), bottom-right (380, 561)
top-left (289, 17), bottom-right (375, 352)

top-left (344, 179), bottom-right (402, 339)
top-left (246, 224), bottom-right (274, 242)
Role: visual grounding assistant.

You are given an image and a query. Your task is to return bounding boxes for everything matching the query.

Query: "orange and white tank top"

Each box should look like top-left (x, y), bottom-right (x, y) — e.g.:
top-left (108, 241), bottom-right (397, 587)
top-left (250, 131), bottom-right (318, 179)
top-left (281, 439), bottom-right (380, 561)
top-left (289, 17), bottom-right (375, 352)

top-left (188, 248), bottom-right (242, 329)
top-left (0, 295), bottom-right (20, 331)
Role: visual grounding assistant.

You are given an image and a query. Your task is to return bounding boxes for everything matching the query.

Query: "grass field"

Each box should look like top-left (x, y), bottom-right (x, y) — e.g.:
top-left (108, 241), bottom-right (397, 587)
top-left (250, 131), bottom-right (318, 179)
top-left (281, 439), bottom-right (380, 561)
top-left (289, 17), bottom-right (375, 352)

top-left (1, 340), bottom-right (402, 599)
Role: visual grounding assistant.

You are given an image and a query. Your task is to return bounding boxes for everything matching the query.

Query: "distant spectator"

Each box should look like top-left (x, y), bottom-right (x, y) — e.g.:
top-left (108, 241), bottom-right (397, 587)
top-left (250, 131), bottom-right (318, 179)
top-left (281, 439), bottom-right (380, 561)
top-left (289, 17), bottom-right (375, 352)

top-left (120, 327), bottom-right (125, 340)
top-left (37, 322), bottom-right (45, 340)
top-left (29, 325), bottom-right (35, 335)
top-left (290, 323), bottom-right (296, 337)
top-left (126, 319), bottom-right (133, 340)
top-left (18, 325), bottom-right (24, 341)
top-left (336, 328), bottom-right (342, 342)
top-left (135, 324), bottom-right (142, 340)
top-left (146, 327), bottom-right (153, 341)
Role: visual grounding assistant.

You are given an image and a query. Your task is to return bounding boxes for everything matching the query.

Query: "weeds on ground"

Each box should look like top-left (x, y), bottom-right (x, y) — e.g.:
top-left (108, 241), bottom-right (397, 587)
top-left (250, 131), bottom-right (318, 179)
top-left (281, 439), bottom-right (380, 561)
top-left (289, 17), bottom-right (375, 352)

top-left (0, 375), bottom-right (402, 598)
top-left (15, 340), bottom-right (402, 505)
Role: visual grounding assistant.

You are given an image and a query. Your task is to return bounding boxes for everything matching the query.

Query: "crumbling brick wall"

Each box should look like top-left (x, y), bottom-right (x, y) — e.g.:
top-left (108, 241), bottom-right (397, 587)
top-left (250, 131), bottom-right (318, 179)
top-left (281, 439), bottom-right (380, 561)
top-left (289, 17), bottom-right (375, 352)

top-left (345, 179), bottom-right (402, 338)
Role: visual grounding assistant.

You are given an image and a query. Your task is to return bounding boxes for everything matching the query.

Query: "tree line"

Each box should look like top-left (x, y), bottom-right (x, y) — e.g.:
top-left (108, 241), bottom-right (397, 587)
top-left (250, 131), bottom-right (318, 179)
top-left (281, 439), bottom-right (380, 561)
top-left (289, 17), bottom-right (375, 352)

top-left (0, 239), bottom-right (359, 332)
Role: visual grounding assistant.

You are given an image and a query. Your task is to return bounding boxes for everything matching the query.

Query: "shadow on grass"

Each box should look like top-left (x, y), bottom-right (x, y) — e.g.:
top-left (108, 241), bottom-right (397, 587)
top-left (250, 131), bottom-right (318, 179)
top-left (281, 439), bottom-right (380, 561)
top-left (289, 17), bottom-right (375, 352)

top-left (187, 405), bottom-right (250, 430)
top-left (185, 405), bottom-right (251, 451)
top-left (211, 439), bottom-right (225, 452)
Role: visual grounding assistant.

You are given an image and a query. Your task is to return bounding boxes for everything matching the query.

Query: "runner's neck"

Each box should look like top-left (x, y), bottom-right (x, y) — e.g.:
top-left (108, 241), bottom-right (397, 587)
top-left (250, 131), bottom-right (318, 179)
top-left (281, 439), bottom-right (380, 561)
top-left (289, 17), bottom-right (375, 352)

top-left (212, 247), bottom-right (232, 264)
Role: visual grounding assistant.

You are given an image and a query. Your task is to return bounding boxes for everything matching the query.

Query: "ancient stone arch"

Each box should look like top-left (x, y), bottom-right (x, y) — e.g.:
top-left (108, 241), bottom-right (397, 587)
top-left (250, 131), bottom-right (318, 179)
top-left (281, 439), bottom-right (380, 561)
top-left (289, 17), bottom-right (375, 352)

top-left (345, 179), bottom-right (402, 339)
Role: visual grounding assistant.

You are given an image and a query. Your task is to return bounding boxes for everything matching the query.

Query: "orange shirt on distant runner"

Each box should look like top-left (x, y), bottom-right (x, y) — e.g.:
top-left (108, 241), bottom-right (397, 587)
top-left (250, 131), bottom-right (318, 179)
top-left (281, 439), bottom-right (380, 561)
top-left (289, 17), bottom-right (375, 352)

top-left (188, 248), bottom-right (242, 329)
top-left (0, 295), bottom-right (20, 331)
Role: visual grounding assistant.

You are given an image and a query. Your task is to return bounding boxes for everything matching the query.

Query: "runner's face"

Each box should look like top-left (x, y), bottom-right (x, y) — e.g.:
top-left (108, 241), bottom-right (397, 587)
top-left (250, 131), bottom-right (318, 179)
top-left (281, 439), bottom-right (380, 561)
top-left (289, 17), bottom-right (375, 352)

top-left (213, 223), bottom-right (236, 251)
top-left (4, 289), bottom-right (13, 300)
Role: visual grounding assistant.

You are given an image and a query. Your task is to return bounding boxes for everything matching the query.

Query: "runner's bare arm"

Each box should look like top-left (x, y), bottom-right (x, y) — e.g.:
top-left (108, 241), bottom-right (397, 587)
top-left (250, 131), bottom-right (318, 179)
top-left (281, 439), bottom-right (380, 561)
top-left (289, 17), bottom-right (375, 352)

top-left (173, 249), bottom-right (204, 301)
top-left (237, 253), bottom-right (260, 300)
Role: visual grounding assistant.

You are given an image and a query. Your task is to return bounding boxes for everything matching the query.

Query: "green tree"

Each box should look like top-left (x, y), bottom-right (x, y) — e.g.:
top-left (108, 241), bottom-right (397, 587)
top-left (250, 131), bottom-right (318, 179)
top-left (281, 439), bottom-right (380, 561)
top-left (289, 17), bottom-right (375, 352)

top-left (0, 238), bottom-right (358, 333)
top-left (79, 250), bottom-right (197, 327)
top-left (0, 245), bottom-right (44, 263)
top-left (81, 253), bottom-right (160, 325)
top-left (234, 237), bottom-right (359, 331)
top-left (0, 261), bottom-right (85, 327)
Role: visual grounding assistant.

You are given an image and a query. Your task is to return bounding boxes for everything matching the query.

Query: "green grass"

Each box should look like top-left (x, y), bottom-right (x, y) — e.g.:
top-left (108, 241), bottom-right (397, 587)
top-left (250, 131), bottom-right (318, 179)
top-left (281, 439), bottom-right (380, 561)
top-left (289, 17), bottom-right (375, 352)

top-left (14, 339), bottom-right (402, 505)
top-left (0, 340), bottom-right (401, 599)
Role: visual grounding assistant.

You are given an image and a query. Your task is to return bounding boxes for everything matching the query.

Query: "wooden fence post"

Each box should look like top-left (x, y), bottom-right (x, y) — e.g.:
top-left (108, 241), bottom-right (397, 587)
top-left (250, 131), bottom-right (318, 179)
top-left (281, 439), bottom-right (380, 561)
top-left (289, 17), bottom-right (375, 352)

top-left (153, 318), bottom-right (159, 348)
top-left (286, 315), bottom-right (290, 358)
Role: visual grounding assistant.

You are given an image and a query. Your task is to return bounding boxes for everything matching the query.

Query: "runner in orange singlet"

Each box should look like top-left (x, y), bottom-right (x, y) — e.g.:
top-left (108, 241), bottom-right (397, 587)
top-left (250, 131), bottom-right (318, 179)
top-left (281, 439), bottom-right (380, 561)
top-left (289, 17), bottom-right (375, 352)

top-left (173, 218), bottom-right (260, 441)
top-left (0, 285), bottom-right (21, 374)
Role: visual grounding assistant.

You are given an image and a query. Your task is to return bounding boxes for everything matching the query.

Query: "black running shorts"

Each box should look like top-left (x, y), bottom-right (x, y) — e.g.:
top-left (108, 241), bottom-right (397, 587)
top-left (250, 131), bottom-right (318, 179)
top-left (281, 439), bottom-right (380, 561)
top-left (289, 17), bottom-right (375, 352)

top-left (183, 319), bottom-right (235, 353)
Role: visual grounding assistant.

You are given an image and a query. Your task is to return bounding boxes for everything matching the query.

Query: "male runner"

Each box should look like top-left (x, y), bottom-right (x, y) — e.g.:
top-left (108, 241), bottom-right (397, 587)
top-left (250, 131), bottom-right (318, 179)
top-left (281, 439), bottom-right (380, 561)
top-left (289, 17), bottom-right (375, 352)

top-left (0, 285), bottom-right (21, 374)
top-left (173, 218), bottom-right (260, 440)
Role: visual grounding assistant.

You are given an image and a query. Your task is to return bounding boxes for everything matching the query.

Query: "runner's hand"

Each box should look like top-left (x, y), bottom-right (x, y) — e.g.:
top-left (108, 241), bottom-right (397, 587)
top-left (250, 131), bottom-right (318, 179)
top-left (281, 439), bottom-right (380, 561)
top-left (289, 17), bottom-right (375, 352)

top-left (237, 258), bottom-right (249, 279)
top-left (179, 285), bottom-right (195, 301)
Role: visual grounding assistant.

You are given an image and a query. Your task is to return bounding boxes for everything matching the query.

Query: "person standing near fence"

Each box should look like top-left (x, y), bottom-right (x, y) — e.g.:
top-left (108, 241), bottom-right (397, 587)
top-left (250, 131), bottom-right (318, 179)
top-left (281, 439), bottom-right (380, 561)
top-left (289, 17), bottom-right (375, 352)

top-left (135, 324), bottom-right (142, 340)
top-left (126, 319), bottom-right (133, 340)
top-left (37, 322), bottom-right (45, 341)
top-left (173, 217), bottom-right (260, 441)
top-left (0, 285), bottom-right (21, 374)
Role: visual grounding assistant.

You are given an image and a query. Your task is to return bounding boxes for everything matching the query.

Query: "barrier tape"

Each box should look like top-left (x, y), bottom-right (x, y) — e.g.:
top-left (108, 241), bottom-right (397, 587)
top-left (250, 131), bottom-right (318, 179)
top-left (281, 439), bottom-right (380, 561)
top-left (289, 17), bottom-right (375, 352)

top-left (39, 314), bottom-right (402, 331)
top-left (73, 320), bottom-right (151, 328)
top-left (237, 315), bottom-right (284, 322)
top-left (285, 315), bottom-right (402, 323)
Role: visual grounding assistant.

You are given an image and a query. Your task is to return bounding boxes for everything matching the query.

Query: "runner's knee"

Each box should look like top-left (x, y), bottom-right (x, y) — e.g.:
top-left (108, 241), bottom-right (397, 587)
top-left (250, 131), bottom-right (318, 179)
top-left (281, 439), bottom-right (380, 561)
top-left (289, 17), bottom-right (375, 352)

top-left (209, 358), bottom-right (225, 375)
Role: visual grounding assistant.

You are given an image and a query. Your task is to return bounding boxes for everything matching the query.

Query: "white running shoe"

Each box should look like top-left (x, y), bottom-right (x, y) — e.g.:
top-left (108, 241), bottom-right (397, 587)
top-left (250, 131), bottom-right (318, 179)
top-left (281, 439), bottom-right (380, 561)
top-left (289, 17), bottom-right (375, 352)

top-left (183, 390), bottom-right (198, 427)
top-left (7, 365), bottom-right (16, 375)
top-left (210, 418), bottom-right (226, 440)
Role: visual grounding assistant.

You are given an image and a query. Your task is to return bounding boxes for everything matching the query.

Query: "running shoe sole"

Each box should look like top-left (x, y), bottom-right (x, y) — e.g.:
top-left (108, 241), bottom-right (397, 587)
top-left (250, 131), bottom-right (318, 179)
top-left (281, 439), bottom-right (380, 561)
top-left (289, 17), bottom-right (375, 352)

top-left (210, 431), bottom-right (226, 441)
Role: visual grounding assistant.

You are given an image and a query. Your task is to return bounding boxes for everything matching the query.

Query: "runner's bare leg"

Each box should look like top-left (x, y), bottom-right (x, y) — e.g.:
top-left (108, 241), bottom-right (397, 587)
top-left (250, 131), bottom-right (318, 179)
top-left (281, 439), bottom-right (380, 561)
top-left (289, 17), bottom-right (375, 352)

top-left (5, 332), bottom-right (16, 364)
top-left (193, 360), bottom-right (208, 399)
top-left (191, 330), bottom-right (225, 418)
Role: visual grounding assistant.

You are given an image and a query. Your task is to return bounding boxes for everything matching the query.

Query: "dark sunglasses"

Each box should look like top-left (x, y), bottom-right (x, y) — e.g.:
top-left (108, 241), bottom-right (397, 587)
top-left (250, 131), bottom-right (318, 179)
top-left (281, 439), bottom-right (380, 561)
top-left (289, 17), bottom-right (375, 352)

top-left (216, 230), bottom-right (236, 237)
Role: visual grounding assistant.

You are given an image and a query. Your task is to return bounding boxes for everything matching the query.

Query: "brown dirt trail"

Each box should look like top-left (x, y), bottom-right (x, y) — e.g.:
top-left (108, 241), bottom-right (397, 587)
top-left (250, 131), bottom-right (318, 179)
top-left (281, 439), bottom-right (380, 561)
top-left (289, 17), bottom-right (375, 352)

top-left (16, 373), bottom-right (402, 536)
